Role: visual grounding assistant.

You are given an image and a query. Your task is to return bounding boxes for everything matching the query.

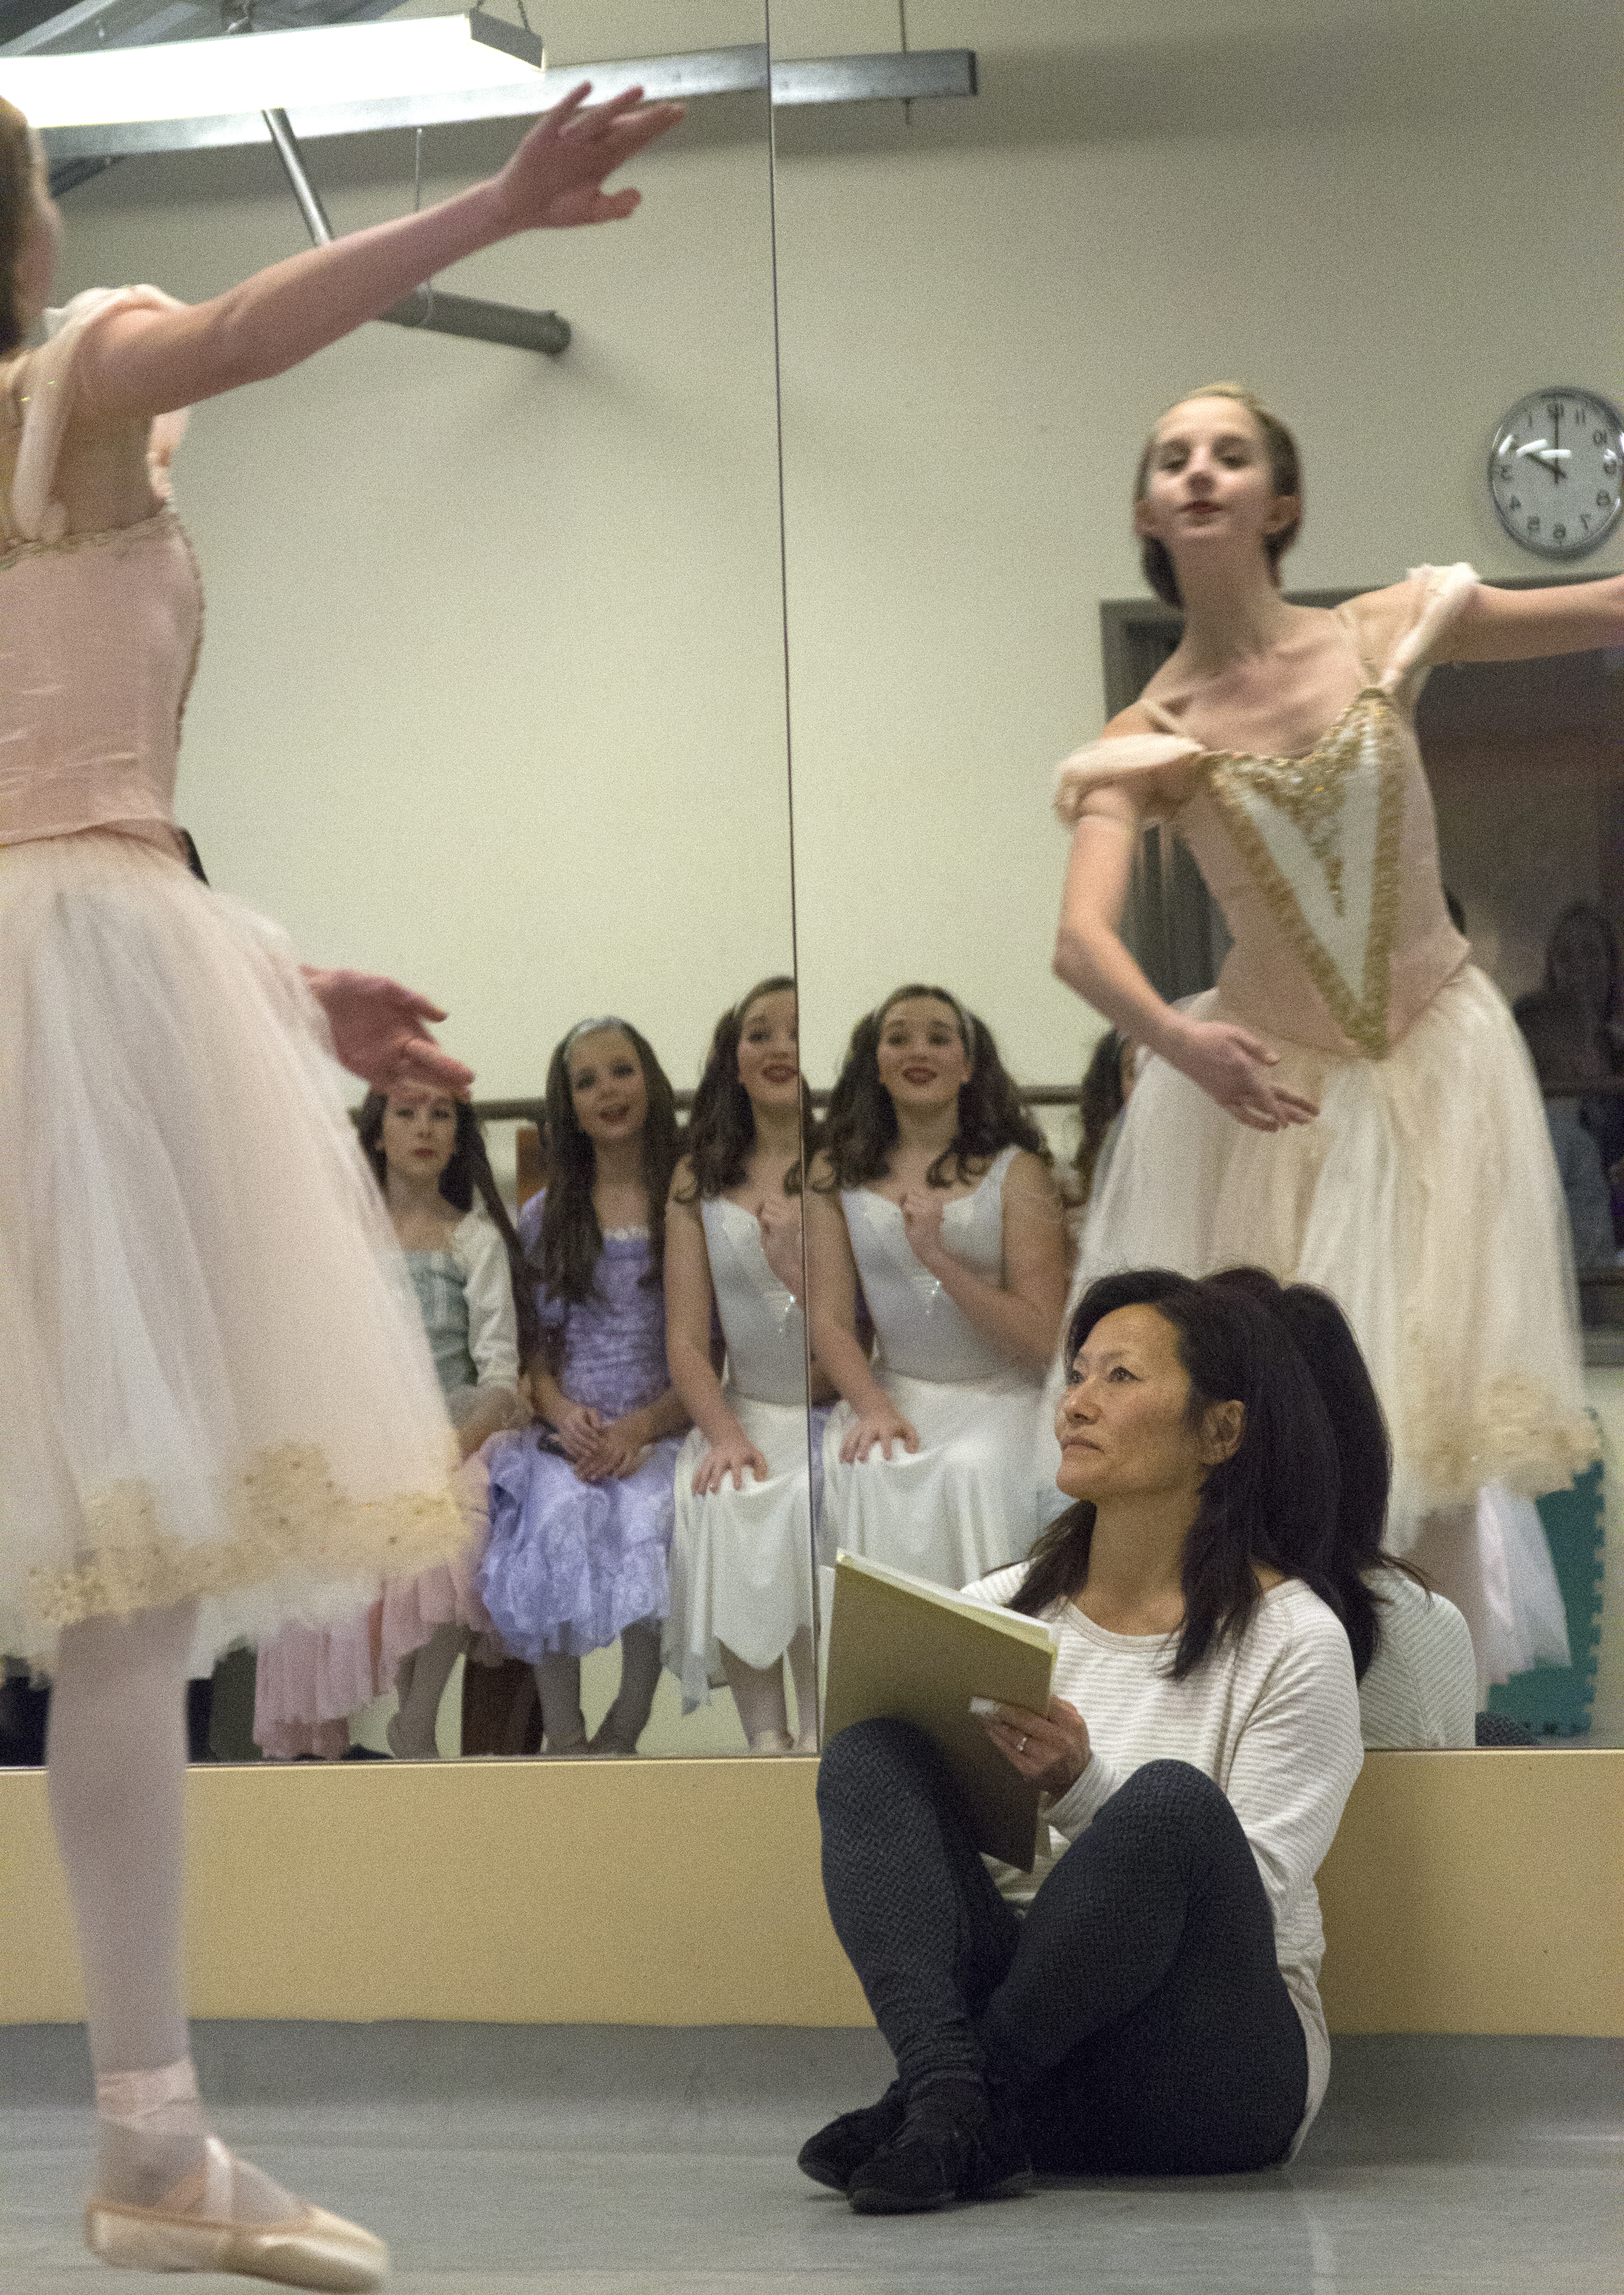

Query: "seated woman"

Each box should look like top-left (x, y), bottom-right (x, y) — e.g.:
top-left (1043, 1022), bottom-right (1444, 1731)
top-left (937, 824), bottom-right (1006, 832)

top-left (254, 1092), bottom-right (530, 1760)
top-left (804, 1269), bottom-right (1362, 2213)
top-left (807, 985), bottom-right (1071, 1587)
top-left (1211, 1266), bottom-right (1476, 1747)
top-left (663, 977), bottom-right (830, 1753)
top-left (477, 1017), bottom-right (689, 1756)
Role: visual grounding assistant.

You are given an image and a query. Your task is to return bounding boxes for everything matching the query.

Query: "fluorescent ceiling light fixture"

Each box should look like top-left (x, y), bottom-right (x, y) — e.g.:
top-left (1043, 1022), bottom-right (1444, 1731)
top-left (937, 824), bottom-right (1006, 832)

top-left (3, 12), bottom-right (543, 130)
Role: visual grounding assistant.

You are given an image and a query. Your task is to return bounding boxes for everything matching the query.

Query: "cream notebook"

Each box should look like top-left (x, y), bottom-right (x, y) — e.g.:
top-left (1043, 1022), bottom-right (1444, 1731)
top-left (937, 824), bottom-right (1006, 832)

top-left (822, 1550), bottom-right (1059, 1870)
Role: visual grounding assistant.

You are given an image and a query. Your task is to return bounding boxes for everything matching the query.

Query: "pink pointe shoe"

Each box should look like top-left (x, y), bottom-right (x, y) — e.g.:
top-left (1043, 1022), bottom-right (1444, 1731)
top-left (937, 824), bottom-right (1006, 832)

top-left (84, 2135), bottom-right (388, 2290)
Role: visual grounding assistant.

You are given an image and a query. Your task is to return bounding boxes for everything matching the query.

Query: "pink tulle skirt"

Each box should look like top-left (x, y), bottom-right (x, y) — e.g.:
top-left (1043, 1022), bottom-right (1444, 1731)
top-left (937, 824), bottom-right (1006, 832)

top-left (254, 1454), bottom-right (500, 1760)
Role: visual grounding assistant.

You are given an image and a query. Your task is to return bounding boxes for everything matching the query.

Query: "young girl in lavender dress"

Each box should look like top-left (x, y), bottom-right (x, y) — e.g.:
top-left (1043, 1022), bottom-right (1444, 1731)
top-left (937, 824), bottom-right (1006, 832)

top-left (253, 1092), bottom-right (531, 1760)
top-left (663, 978), bottom-right (830, 1753)
top-left (478, 1019), bottom-right (689, 1754)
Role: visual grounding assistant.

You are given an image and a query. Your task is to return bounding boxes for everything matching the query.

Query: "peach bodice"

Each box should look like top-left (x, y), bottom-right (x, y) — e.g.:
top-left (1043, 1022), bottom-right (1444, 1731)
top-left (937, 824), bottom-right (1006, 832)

top-left (0, 288), bottom-right (201, 854)
top-left (1054, 565), bottom-right (1477, 1060)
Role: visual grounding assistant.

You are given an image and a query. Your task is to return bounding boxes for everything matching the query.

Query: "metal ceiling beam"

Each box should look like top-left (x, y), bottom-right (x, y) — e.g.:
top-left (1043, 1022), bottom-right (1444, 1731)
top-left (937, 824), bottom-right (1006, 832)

top-left (29, 42), bottom-right (978, 164)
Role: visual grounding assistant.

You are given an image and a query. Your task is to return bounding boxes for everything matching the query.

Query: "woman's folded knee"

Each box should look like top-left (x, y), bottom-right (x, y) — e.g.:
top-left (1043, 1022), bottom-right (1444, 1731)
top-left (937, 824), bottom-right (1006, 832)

top-left (816, 1716), bottom-right (935, 1812)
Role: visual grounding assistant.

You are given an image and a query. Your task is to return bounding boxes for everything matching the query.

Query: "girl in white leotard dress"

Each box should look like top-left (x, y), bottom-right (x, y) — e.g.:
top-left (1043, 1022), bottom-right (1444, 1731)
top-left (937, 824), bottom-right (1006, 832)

top-left (663, 978), bottom-right (831, 1752)
top-left (807, 986), bottom-right (1070, 1587)
top-left (1050, 381), bottom-right (1623, 1687)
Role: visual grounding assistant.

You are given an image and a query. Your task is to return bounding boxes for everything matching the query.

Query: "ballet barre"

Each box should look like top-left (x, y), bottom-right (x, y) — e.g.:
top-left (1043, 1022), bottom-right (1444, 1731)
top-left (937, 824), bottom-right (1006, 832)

top-left (468, 1076), bottom-right (1624, 1125)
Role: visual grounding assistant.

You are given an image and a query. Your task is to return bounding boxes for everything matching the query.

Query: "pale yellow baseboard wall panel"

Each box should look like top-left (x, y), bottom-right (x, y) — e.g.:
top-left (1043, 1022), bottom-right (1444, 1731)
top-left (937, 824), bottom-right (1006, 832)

top-left (3, 1752), bottom-right (1619, 2035)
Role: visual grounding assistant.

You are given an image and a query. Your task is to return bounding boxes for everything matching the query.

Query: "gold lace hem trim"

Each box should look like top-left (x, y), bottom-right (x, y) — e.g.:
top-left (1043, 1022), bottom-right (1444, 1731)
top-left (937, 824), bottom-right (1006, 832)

top-left (1402, 1378), bottom-right (1600, 1509)
top-left (25, 1439), bottom-right (465, 1634)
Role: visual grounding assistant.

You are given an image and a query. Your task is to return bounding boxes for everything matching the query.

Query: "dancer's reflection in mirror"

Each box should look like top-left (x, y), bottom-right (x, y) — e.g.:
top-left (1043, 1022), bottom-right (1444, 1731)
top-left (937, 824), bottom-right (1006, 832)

top-left (477, 1018), bottom-right (689, 1757)
top-left (806, 987), bottom-right (1070, 1585)
top-left (0, 79), bottom-right (683, 2285)
top-left (663, 979), bottom-right (830, 1753)
top-left (1051, 381), bottom-right (1624, 1689)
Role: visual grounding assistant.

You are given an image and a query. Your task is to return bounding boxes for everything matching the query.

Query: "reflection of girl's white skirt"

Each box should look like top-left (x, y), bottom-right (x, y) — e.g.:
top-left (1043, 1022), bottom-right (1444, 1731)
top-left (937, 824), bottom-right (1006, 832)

top-left (663, 1392), bottom-right (817, 1709)
top-left (822, 1368), bottom-right (1052, 1589)
top-left (0, 831), bottom-right (463, 1670)
top-left (1052, 965), bottom-right (1593, 1682)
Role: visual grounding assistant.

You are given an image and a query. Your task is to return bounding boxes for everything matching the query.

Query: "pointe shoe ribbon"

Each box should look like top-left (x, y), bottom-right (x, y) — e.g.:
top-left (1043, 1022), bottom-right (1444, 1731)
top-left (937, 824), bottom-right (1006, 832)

top-left (85, 2135), bottom-right (389, 2290)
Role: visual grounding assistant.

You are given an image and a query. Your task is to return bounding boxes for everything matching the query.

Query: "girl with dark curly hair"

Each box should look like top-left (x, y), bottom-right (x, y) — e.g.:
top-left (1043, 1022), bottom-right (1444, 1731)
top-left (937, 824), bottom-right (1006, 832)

top-left (477, 1019), bottom-right (690, 1756)
top-left (663, 979), bottom-right (830, 1752)
top-left (806, 986), bottom-right (1070, 1587)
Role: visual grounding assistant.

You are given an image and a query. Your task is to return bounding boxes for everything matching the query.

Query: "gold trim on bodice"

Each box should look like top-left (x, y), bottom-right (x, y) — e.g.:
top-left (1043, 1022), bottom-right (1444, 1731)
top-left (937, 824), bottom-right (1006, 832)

top-left (1203, 691), bottom-right (1406, 1058)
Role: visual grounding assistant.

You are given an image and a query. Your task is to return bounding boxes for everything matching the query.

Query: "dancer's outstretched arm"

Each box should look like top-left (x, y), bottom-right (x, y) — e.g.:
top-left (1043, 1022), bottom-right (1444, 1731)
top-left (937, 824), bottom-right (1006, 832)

top-left (1356, 569), bottom-right (1624, 663)
top-left (72, 83), bottom-right (683, 419)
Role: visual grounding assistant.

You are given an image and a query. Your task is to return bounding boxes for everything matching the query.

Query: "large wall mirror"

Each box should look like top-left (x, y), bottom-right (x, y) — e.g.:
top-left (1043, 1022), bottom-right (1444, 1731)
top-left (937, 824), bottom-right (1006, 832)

top-left (766, 0), bottom-right (1623, 1746)
top-left (0, 0), bottom-right (815, 1765)
top-left (2, 0), bottom-right (1618, 1777)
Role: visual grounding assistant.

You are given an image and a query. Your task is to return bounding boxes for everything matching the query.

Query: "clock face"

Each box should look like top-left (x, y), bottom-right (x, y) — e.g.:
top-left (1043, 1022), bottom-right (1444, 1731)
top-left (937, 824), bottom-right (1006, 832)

top-left (1489, 389), bottom-right (1623, 559)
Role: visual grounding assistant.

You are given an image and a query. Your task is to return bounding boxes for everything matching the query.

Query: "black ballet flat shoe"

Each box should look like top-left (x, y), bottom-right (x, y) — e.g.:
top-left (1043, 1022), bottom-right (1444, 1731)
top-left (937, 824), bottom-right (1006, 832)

top-left (846, 2076), bottom-right (1032, 2216)
top-left (796, 2081), bottom-right (907, 2192)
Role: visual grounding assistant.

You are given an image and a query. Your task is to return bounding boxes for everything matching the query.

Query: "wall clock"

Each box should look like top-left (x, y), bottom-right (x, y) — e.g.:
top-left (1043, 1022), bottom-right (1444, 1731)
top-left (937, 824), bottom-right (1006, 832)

top-left (1488, 389), bottom-right (1622, 559)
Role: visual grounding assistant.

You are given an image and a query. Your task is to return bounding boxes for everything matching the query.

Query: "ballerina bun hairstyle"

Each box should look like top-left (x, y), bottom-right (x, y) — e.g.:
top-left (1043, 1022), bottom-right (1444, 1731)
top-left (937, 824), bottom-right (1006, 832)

top-left (1134, 383), bottom-right (1303, 609)
top-left (0, 99), bottom-right (38, 359)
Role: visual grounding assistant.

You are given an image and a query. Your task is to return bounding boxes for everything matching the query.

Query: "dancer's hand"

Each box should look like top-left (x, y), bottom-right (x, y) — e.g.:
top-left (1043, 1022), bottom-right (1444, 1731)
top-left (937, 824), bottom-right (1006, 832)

top-left (554, 1401), bottom-right (607, 1476)
top-left (491, 83), bottom-right (686, 233)
top-left (976, 1696), bottom-right (1091, 1798)
top-left (587, 1415), bottom-right (652, 1481)
top-left (840, 1403), bottom-right (920, 1465)
top-left (898, 1188), bottom-right (951, 1270)
top-left (1160, 1014), bottom-right (1318, 1132)
top-left (755, 1197), bottom-right (806, 1297)
top-left (303, 968), bottom-right (474, 1096)
top-left (692, 1435), bottom-right (768, 1496)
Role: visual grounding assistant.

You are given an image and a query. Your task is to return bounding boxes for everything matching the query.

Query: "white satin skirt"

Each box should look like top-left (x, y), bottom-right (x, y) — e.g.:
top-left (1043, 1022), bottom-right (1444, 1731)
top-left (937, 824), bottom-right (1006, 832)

top-left (663, 1392), bottom-right (818, 1708)
top-left (1048, 966), bottom-right (1593, 1684)
top-left (822, 1365), bottom-right (1058, 1590)
top-left (0, 830), bottom-right (463, 1670)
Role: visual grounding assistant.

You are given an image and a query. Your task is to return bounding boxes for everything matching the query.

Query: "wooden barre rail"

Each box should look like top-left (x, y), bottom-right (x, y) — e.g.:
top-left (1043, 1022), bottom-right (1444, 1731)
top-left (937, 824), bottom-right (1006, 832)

top-left (468, 1077), bottom-right (1624, 1123)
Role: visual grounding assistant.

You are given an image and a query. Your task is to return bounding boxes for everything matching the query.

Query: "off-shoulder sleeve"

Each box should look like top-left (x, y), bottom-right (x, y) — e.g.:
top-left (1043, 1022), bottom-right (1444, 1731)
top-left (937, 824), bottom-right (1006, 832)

top-left (1053, 733), bottom-right (1203, 830)
top-left (452, 1212), bottom-right (522, 1391)
top-left (1381, 562), bottom-right (1480, 690)
top-left (12, 285), bottom-right (188, 543)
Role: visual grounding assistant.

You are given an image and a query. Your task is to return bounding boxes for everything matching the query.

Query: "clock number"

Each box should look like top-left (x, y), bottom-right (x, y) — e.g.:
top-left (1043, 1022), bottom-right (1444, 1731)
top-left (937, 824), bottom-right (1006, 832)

top-left (1554, 524), bottom-right (1567, 541)
top-left (1526, 517), bottom-right (1541, 535)
top-left (1547, 402), bottom-right (1565, 423)
top-left (1499, 463), bottom-right (1514, 480)
top-left (1580, 515), bottom-right (1592, 531)
top-left (1599, 492), bottom-right (1613, 509)
top-left (1508, 496), bottom-right (1521, 512)
top-left (1595, 430), bottom-right (1610, 447)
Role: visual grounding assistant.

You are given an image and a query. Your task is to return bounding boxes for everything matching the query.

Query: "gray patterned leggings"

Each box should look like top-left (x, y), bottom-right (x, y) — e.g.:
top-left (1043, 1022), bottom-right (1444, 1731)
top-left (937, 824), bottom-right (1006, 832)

top-left (817, 1720), bottom-right (1308, 2174)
